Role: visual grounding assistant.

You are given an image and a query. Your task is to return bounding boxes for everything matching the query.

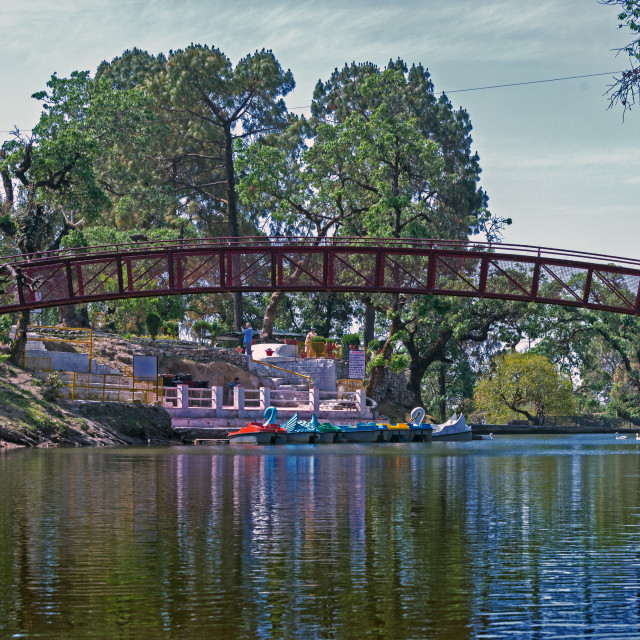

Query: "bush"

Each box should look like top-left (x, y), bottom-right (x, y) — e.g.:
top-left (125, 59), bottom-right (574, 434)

top-left (368, 338), bottom-right (385, 351)
top-left (191, 320), bottom-right (211, 343)
top-left (310, 335), bottom-right (326, 343)
top-left (164, 320), bottom-right (179, 339)
top-left (0, 315), bottom-right (11, 345)
top-left (342, 334), bottom-right (361, 347)
top-left (145, 312), bottom-right (163, 342)
top-left (366, 352), bottom-right (388, 376)
top-left (42, 372), bottom-right (64, 402)
top-left (341, 333), bottom-right (361, 360)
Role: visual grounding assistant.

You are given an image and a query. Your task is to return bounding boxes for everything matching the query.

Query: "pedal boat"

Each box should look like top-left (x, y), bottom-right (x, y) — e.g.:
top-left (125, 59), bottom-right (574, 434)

top-left (228, 406), bottom-right (287, 444)
top-left (431, 413), bottom-right (472, 441)
top-left (339, 422), bottom-right (387, 442)
top-left (282, 413), bottom-right (318, 444)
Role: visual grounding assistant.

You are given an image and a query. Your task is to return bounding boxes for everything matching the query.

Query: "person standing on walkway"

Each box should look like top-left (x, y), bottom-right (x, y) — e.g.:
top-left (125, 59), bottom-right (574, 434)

top-left (305, 328), bottom-right (316, 358)
top-left (241, 322), bottom-right (254, 357)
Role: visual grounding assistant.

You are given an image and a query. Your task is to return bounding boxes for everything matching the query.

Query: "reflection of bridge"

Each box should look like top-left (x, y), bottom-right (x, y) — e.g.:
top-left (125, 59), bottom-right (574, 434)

top-left (1, 237), bottom-right (640, 315)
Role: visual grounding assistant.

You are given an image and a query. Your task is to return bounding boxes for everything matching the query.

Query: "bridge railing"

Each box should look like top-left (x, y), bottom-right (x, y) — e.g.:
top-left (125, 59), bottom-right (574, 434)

top-left (3, 236), bottom-right (640, 271)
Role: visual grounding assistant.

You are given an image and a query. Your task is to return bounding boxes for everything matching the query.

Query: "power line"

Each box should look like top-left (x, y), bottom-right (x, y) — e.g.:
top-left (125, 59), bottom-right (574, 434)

top-left (0, 70), bottom-right (626, 129)
top-left (446, 70), bottom-right (622, 94)
top-left (287, 70), bottom-right (624, 109)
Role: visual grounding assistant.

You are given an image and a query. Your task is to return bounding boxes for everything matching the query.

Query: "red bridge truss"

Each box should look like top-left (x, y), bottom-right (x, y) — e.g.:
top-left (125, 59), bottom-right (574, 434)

top-left (1, 237), bottom-right (640, 315)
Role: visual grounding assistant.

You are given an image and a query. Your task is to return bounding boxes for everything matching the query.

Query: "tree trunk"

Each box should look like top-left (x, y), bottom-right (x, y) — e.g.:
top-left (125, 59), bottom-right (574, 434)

top-left (261, 290), bottom-right (284, 341)
top-left (58, 304), bottom-right (90, 328)
top-left (259, 254), bottom-right (319, 340)
top-left (405, 328), bottom-right (453, 409)
top-left (406, 356), bottom-right (428, 408)
top-left (9, 309), bottom-right (30, 366)
top-left (363, 303), bottom-right (375, 347)
top-left (320, 293), bottom-right (337, 337)
top-left (438, 362), bottom-right (447, 422)
top-left (233, 292), bottom-right (243, 331)
top-left (223, 123), bottom-right (243, 330)
top-left (365, 297), bottom-right (400, 397)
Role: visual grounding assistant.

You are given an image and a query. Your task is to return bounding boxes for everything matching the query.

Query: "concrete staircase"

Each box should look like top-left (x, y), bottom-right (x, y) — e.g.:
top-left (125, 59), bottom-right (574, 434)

top-left (250, 358), bottom-right (337, 391)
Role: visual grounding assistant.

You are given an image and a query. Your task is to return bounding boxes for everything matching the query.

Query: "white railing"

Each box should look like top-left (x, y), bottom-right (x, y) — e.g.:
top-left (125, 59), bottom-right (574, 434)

top-left (244, 389), bottom-right (262, 409)
top-left (187, 387), bottom-right (215, 409)
top-left (161, 384), bottom-right (368, 417)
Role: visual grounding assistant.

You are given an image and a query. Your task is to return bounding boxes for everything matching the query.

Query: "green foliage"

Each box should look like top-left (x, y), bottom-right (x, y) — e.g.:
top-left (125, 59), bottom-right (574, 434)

top-left (164, 321), bottom-right (179, 339)
top-left (190, 318), bottom-right (229, 345)
top-left (0, 315), bottom-right (11, 344)
top-left (0, 214), bottom-right (17, 236)
top-left (191, 320), bottom-right (211, 344)
top-left (310, 335), bottom-right (325, 343)
top-left (368, 339), bottom-right (385, 351)
top-left (474, 351), bottom-right (576, 425)
top-left (140, 44), bottom-right (294, 237)
top-left (42, 372), bottom-right (64, 403)
top-left (366, 352), bottom-right (388, 376)
top-left (389, 353), bottom-right (410, 373)
top-left (342, 334), bottom-right (361, 347)
top-left (238, 59), bottom-right (510, 244)
top-left (145, 311), bottom-right (163, 341)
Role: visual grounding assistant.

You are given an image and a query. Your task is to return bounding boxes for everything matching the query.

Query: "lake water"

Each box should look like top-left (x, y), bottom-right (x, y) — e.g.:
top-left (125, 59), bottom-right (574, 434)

top-left (1, 435), bottom-right (640, 639)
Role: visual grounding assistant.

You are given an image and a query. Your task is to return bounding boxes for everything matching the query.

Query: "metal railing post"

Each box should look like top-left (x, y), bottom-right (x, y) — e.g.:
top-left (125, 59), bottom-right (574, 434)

top-left (260, 387), bottom-right (270, 411)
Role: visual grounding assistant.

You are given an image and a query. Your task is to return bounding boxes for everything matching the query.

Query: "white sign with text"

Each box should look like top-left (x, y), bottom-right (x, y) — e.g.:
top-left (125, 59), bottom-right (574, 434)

top-left (348, 350), bottom-right (366, 380)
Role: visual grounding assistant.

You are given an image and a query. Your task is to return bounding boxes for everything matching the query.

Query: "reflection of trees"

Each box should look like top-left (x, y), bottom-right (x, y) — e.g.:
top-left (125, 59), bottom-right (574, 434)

top-left (3, 447), bottom-right (640, 637)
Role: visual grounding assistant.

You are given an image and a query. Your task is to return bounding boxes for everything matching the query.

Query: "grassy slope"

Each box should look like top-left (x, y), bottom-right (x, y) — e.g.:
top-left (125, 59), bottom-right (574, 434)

top-left (0, 359), bottom-right (176, 448)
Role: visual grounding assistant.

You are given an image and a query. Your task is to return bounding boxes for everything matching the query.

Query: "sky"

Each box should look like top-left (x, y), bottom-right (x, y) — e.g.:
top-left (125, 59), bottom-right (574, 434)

top-left (2, 0), bottom-right (639, 258)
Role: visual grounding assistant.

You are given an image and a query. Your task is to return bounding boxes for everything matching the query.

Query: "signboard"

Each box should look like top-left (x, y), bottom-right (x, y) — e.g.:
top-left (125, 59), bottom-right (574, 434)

top-left (133, 355), bottom-right (158, 379)
top-left (348, 349), bottom-right (366, 380)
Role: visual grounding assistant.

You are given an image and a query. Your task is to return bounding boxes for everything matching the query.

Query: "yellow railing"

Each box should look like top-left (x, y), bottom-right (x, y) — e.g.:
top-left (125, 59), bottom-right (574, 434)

top-left (23, 325), bottom-right (94, 371)
top-left (251, 358), bottom-right (312, 389)
top-left (38, 371), bottom-right (162, 404)
top-left (337, 378), bottom-right (363, 393)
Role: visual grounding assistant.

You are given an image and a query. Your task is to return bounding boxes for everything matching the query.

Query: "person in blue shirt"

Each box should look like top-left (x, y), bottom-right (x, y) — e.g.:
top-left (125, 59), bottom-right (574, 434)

top-left (228, 377), bottom-right (243, 403)
top-left (241, 322), bottom-right (254, 356)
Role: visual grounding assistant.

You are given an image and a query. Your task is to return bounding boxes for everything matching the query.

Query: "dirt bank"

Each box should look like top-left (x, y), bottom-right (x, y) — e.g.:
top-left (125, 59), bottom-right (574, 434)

top-left (0, 359), bottom-right (177, 449)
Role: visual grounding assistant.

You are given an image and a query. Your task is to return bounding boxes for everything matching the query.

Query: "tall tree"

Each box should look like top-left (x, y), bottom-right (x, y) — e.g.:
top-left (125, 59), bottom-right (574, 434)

top-left (0, 72), bottom-right (112, 360)
top-left (239, 61), bottom-right (506, 344)
top-left (145, 45), bottom-right (295, 329)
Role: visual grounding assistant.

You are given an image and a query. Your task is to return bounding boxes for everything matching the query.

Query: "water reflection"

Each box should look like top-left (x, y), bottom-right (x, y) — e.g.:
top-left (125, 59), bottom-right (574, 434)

top-left (1, 437), bottom-right (640, 638)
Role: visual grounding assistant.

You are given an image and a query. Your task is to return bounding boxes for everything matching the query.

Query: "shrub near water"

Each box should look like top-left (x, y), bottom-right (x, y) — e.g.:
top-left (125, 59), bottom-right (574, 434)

top-left (42, 372), bottom-right (64, 402)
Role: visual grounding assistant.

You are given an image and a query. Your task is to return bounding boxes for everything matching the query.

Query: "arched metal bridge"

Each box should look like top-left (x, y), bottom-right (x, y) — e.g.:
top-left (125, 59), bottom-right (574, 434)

top-left (1, 237), bottom-right (640, 315)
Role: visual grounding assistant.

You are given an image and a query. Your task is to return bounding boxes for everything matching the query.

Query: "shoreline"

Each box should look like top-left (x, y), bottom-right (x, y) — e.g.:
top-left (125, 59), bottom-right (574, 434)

top-left (471, 425), bottom-right (640, 435)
